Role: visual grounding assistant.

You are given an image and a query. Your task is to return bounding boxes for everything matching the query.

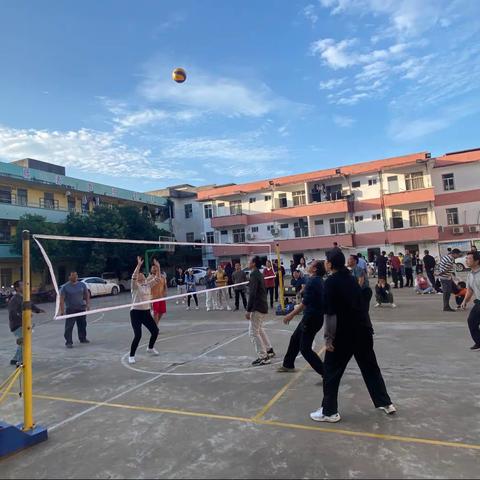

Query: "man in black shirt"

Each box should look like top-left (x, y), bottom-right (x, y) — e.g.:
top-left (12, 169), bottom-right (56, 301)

top-left (375, 251), bottom-right (388, 280)
top-left (423, 250), bottom-right (436, 288)
top-left (310, 250), bottom-right (395, 423)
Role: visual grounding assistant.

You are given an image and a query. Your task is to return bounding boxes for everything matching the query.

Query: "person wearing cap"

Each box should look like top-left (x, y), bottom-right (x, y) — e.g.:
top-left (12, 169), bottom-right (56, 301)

top-left (438, 248), bottom-right (462, 312)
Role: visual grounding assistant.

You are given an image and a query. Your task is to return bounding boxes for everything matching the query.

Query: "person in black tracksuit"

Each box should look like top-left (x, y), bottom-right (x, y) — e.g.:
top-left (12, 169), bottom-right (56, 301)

top-left (279, 260), bottom-right (326, 376)
top-left (422, 250), bottom-right (436, 289)
top-left (310, 249), bottom-right (395, 423)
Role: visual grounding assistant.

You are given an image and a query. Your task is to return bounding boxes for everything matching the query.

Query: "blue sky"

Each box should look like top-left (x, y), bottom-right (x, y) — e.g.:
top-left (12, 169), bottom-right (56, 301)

top-left (0, 0), bottom-right (479, 191)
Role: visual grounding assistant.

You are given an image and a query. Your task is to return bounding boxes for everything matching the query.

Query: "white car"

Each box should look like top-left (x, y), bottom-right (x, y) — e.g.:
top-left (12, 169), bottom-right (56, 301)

top-left (455, 256), bottom-right (469, 272)
top-left (80, 277), bottom-right (120, 297)
top-left (190, 267), bottom-right (208, 285)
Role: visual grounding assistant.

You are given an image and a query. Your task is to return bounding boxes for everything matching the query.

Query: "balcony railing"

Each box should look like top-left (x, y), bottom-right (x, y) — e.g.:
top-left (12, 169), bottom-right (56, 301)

top-left (0, 193), bottom-right (64, 212)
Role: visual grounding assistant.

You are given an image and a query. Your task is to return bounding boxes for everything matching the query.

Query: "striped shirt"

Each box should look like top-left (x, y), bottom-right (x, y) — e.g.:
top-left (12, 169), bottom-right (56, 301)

top-left (438, 254), bottom-right (455, 280)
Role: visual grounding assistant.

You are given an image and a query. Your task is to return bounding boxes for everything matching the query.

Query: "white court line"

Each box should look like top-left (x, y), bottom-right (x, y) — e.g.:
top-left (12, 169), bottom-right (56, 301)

top-left (49, 329), bottom-right (260, 431)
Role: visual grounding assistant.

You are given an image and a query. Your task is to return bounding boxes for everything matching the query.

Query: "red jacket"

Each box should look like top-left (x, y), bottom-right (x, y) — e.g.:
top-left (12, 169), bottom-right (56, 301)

top-left (390, 256), bottom-right (401, 270)
top-left (263, 268), bottom-right (276, 288)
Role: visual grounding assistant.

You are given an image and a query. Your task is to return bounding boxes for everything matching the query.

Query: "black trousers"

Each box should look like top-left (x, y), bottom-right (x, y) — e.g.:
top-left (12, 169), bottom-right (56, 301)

top-left (187, 293), bottom-right (199, 307)
top-left (392, 269), bottom-right (403, 288)
top-left (64, 308), bottom-right (87, 345)
top-left (234, 289), bottom-right (247, 309)
top-left (283, 316), bottom-right (324, 376)
top-left (426, 268), bottom-right (436, 288)
top-left (274, 278), bottom-right (279, 301)
top-left (322, 328), bottom-right (392, 416)
top-left (405, 268), bottom-right (414, 287)
top-left (468, 302), bottom-right (480, 346)
top-left (266, 287), bottom-right (275, 308)
top-left (440, 279), bottom-right (453, 309)
top-left (130, 309), bottom-right (159, 357)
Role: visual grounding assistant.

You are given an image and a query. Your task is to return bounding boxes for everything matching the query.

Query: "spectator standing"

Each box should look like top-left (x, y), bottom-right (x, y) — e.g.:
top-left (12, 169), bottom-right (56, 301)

top-left (422, 250), bottom-right (436, 288)
top-left (175, 267), bottom-right (186, 305)
top-left (263, 260), bottom-right (276, 308)
top-left (404, 250), bottom-right (414, 287)
top-left (438, 248), bottom-right (462, 312)
top-left (389, 253), bottom-right (403, 288)
top-left (224, 262), bottom-right (234, 299)
top-left (461, 251), bottom-right (480, 349)
top-left (205, 268), bottom-right (217, 311)
top-left (376, 251), bottom-right (388, 280)
top-left (232, 263), bottom-right (248, 311)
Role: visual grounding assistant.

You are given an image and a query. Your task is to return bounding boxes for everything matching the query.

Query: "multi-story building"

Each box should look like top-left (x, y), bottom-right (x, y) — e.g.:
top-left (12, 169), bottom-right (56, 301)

top-left (0, 158), bottom-right (171, 287)
top-left (196, 149), bottom-right (480, 267)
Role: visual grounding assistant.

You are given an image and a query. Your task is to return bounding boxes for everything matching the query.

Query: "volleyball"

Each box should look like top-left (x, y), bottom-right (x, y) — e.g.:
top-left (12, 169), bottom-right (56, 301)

top-left (172, 67), bottom-right (187, 83)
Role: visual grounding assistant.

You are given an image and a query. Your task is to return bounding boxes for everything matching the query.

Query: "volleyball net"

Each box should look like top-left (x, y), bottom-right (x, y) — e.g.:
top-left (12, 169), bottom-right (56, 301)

top-left (32, 234), bottom-right (275, 321)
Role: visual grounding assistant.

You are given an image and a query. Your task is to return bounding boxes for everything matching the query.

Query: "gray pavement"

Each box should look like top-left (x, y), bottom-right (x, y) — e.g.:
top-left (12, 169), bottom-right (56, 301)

top-left (0, 285), bottom-right (479, 479)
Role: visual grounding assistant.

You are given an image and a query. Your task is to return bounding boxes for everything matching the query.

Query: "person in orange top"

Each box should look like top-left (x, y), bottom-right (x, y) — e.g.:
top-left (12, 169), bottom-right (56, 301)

top-left (149, 262), bottom-right (167, 325)
top-left (455, 281), bottom-right (468, 309)
top-left (263, 260), bottom-right (276, 308)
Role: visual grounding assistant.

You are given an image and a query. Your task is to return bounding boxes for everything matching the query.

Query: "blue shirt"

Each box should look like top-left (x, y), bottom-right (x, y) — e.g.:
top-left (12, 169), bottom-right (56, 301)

top-left (358, 257), bottom-right (368, 272)
top-left (291, 276), bottom-right (306, 292)
top-left (60, 281), bottom-right (87, 310)
top-left (352, 266), bottom-right (369, 290)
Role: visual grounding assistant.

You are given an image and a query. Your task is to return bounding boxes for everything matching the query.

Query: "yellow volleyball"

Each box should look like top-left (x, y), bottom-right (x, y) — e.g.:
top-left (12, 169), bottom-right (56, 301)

top-left (172, 67), bottom-right (187, 83)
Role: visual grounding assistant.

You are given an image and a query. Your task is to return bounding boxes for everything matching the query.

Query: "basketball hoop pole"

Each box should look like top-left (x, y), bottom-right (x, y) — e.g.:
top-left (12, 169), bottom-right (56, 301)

top-left (22, 230), bottom-right (34, 431)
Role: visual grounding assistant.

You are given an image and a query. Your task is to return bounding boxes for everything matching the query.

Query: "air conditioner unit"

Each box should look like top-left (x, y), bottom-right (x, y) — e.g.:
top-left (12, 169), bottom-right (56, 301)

top-left (246, 233), bottom-right (256, 240)
top-left (452, 226), bottom-right (464, 235)
top-left (271, 227), bottom-right (280, 236)
top-left (469, 225), bottom-right (480, 233)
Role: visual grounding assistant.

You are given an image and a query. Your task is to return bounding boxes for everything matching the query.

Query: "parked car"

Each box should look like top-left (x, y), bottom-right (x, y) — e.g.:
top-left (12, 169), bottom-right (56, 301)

top-left (79, 277), bottom-right (120, 297)
top-left (190, 267), bottom-right (208, 285)
top-left (455, 255), bottom-right (469, 272)
top-left (101, 272), bottom-right (132, 292)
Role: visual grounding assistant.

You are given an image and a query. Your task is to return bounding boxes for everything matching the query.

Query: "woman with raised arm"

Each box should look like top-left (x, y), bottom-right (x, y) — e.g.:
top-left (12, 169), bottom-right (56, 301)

top-left (128, 256), bottom-right (161, 365)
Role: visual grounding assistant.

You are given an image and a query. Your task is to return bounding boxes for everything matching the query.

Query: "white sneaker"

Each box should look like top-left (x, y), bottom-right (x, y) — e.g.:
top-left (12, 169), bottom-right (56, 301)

top-left (146, 348), bottom-right (159, 356)
top-left (206, 307), bottom-right (211, 312)
top-left (176, 301), bottom-right (179, 305)
top-left (128, 356), bottom-right (136, 364)
top-left (226, 306), bottom-right (232, 311)
top-left (310, 407), bottom-right (341, 423)
top-left (391, 303), bottom-right (397, 308)
top-left (195, 306), bottom-right (199, 310)
top-left (379, 404), bottom-right (397, 415)
top-left (186, 306), bottom-right (190, 310)
top-left (374, 303), bottom-right (381, 307)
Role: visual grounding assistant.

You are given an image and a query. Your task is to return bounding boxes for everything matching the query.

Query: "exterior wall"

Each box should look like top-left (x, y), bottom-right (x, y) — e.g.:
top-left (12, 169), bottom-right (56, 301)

top-left (170, 196), bottom-right (204, 242)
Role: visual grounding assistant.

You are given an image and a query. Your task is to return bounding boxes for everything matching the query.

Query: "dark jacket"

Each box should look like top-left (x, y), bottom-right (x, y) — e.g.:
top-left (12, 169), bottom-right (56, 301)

top-left (231, 270), bottom-right (247, 291)
top-left (376, 255), bottom-right (388, 274)
top-left (423, 254), bottom-right (436, 271)
top-left (8, 293), bottom-right (41, 332)
top-left (247, 269), bottom-right (268, 314)
top-left (302, 276), bottom-right (325, 325)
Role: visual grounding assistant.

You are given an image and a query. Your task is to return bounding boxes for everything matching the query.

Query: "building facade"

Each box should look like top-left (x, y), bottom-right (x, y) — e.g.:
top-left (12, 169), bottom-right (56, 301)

top-left (196, 149), bottom-right (480, 267)
top-left (0, 158), bottom-right (171, 287)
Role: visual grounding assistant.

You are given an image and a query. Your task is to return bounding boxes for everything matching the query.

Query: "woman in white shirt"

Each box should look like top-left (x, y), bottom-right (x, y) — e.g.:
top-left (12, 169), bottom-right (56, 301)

top-left (128, 256), bottom-right (160, 364)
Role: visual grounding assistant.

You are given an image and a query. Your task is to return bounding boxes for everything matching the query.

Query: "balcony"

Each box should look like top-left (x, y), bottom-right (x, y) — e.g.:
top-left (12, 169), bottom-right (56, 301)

top-left (211, 214), bottom-right (249, 228)
top-left (0, 196), bottom-right (70, 222)
top-left (383, 187), bottom-right (435, 207)
top-left (212, 244), bottom-right (268, 257)
top-left (386, 225), bottom-right (439, 243)
top-left (276, 233), bottom-right (354, 253)
top-left (271, 199), bottom-right (349, 219)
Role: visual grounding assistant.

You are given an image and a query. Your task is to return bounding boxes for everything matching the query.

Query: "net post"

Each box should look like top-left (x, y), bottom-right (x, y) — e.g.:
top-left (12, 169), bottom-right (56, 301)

top-left (21, 230), bottom-right (34, 431)
top-left (276, 243), bottom-right (285, 310)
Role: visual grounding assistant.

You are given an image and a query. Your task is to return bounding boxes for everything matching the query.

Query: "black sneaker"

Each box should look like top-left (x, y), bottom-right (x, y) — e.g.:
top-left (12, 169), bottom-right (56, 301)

top-left (66, 343), bottom-right (73, 349)
top-left (470, 344), bottom-right (480, 350)
top-left (251, 357), bottom-right (271, 366)
top-left (443, 307), bottom-right (455, 312)
top-left (80, 339), bottom-right (90, 344)
top-left (266, 348), bottom-right (276, 359)
top-left (10, 359), bottom-right (18, 366)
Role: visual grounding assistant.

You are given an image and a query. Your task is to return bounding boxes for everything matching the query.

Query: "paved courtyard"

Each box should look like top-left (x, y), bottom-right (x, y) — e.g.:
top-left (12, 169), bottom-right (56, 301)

top-left (0, 285), bottom-right (479, 479)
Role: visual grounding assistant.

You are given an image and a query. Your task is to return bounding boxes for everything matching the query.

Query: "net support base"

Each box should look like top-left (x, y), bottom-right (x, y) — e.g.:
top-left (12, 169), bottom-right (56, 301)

top-left (0, 422), bottom-right (48, 458)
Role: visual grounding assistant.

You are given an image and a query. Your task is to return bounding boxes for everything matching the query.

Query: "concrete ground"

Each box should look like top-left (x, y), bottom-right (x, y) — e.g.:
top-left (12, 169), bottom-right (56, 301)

top-left (0, 283), bottom-right (479, 479)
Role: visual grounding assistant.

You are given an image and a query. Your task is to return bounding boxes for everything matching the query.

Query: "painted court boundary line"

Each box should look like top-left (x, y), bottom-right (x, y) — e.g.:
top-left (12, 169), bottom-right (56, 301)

top-left (29, 392), bottom-right (480, 452)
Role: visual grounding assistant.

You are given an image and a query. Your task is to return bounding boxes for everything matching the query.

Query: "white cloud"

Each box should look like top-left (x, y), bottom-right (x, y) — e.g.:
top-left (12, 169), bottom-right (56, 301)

top-left (302, 4), bottom-right (319, 24)
top-left (0, 125), bottom-right (195, 181)
top-left (333, 115), bottom-right (355, 127)
top-left (319, 78), bottom-right (346, 90)
top-left (335, 93), bottom-right (368, 105)
top-left (137, 66), bottom-right (299, 118)
top-left (310, 38), bottom-right (358, 69)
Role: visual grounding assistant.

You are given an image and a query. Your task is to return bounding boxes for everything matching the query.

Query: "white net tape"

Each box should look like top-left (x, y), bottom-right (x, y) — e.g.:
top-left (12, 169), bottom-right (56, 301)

top-left (32, 234), bottom-right (275, 321)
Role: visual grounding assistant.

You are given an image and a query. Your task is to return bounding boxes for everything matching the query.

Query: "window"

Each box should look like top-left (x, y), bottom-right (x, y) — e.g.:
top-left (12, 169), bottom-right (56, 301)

top-left (232, 228), bottom-right (245, 243)
top-left (204, 204), bottom-right (212, 219)
top-left (329, 217), bottom-right (346, 235)
top-left (251, 226), bottom-right (259, 233)
top-left (264, 195), bottom-right (271, 202)
top-left (392, 211), bottom-right (404, 229)
top-left (249, 197), bottom-right (256, 204)
top-left (280, 223), bottom-right (289, 229)
top-left (218, 202), bottom-right (225, 208)
top-left (0, 186), bottom-right (11, 204)
top-left (442, 173), bottom-right (455, 191)
top-left (0, 221), bottom-right (11, 242)
top-left (292, 190), bottom-right (306, 207)
top-left (314, 219), bottom-right (324, 235)
top-left (409, 208), bottom-right (429, 227)
top-left (293, 219), bottom-right (309, 238)
top-left (42, 192), bottom-right (56, 209)
top-left (184, 204), bottom-right (193, 219)
top-left (17, 189), bottom-right (27, 206)
top-left (186, 232), bottom-right (194, 243)
top-left (405, 172), bottom-right (424, 191)
top-left (278, 193), bottom-right (288, 208)
top-left (0, 268), bottom-right (13, 288)
top-left (206, 231), bottom-right (215, 244)
top-left (230, 200), bottom-right (242, 215)
top-left (446, 208), bottom-right (459, 225)
top-left (368, 178), bottom-right (377, 186)
top-left (314, 219), bottom-right (324, 225)
top-left (372, 213), bottom-right (382, 221)
top-left (352, 181), bottom-right (361, 188)
top-left (355, 215), bottom-right (364, 222)
top-left (68, 196), bottom-right (76, 212)
top-left (220, 230), bottom-right (228, 235)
